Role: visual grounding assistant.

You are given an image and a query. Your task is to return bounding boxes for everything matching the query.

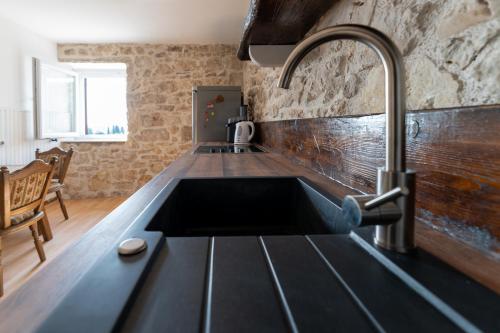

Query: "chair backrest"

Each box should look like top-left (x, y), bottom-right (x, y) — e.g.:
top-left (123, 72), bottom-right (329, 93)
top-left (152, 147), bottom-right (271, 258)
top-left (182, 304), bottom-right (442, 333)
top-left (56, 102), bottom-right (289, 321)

top-left (35, 147), bottom-right (73, 183)
top-left (0, 158), bottom-right (57, 229)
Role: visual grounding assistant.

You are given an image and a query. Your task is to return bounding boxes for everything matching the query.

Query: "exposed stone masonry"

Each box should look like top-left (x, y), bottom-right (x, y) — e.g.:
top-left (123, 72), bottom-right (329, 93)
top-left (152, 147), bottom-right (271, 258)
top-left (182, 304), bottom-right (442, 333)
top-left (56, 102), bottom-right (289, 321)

top-left (58, 0), bottom-right (500, 198)
top-left (58, 44), bottom-right (243, 198)
top-left (244, 0), bottom-right (500, 121)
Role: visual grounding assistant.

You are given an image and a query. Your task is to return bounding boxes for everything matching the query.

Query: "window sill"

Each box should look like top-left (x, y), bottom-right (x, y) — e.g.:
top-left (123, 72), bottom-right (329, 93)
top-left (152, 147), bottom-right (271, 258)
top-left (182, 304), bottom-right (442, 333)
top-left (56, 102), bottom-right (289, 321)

top-left (60, 136), bottom-right (127, 143)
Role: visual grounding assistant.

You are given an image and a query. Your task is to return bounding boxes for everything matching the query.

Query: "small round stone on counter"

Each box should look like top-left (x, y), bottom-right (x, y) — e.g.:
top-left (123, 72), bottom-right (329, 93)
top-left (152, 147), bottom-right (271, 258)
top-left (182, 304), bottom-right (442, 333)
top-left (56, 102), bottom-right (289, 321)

top-left (118, 238), bottom-right (147, 255)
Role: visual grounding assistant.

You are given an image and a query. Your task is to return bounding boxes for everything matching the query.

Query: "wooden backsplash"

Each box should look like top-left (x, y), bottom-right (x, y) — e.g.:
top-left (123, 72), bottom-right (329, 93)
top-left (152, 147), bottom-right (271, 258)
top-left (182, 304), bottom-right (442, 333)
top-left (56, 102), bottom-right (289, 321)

top-left (255, 105), bottom-right (500, 292)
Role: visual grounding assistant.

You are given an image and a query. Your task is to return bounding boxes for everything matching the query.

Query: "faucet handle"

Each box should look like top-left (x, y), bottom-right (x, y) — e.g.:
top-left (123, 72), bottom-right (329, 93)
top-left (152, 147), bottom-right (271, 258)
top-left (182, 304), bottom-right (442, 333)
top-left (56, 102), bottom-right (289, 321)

top-left (342, 192), bottom-right (403, 228)
top-left (364, 186), bottom-right (409, 210)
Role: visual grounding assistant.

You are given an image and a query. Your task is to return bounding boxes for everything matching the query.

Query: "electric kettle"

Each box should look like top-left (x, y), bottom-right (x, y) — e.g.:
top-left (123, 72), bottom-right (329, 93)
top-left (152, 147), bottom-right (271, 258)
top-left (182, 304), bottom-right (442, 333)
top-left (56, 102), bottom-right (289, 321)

top-left (234, 121), bottom-right (255, 144)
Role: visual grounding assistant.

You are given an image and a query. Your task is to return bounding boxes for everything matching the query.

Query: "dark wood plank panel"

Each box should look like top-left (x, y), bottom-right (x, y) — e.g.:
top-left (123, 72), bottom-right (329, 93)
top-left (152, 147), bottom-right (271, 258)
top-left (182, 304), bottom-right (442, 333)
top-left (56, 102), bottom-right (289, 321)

top-left (221, 153), bottom-right (279, 177)
top-left (308, 235), bottom-right (460, 332)
top-left (237, 0), bottom-right (337, 60)
top-left (261, 235), bottom-right (376, 332)
top-left (185, 154), bottom-right (224, 177)
top-left (415, 222), bottom-right (500, 293)
top-left (120, 238), bottom-right (210, 333)
top-left (209, 237), bottom-right (289, 333)
top-left (255, 106), bottom-right (500, 289)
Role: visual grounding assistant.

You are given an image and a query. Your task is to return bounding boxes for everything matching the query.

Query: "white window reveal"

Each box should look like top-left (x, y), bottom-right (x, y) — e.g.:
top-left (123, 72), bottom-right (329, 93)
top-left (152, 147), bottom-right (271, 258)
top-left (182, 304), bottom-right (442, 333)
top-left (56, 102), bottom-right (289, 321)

top-left (76, 63), bottom-right (128, 138)
top-left (34, 60), bottom-right (128, 142)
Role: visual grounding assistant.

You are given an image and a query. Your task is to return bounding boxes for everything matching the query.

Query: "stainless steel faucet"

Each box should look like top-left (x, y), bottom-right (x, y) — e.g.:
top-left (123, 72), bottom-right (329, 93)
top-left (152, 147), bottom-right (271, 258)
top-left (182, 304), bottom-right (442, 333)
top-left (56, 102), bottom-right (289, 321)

top-left (277, 24), bottom-right (416, 253)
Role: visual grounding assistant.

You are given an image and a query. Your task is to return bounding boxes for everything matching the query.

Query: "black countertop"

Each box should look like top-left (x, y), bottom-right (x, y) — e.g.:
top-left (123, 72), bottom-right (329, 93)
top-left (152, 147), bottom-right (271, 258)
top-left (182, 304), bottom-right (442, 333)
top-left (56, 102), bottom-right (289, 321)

top-left (37, 226), bottom-right (500, 333)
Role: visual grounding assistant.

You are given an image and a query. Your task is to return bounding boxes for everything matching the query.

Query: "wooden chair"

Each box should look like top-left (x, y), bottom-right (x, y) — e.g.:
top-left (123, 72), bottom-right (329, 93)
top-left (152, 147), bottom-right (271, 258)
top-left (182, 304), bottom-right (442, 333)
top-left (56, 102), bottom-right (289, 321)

top-left (35, 147), bottom-right (74, 220)
top-left (0, 158), bottom-right (57, 297)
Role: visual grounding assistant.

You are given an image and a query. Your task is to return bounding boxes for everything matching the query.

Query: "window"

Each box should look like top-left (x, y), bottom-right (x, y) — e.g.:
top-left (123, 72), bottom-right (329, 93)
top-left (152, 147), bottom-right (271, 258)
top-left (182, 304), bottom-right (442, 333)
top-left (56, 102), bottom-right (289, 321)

top-left (76, 63), bottom-right (127, 137)
top-left (34, 60), bottom-right (127, 141)
top-left (34, 59), bottom-right (79, 138)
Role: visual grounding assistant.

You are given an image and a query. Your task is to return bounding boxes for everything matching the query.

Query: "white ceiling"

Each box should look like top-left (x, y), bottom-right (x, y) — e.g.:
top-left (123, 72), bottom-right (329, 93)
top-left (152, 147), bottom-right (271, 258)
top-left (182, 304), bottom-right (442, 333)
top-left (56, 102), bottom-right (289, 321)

top-left (0, 0), bottom-right (250, 43)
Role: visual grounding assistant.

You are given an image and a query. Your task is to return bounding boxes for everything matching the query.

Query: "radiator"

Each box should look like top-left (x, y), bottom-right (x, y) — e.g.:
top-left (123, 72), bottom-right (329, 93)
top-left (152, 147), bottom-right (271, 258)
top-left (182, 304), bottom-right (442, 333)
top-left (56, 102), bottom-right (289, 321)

top-left (0, 107), bottom-right (57, 167)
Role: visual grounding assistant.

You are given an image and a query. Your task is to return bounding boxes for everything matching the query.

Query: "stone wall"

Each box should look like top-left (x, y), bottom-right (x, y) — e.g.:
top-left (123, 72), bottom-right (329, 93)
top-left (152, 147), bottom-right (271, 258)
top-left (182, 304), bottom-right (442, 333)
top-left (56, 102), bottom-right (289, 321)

top-left (57, 0), bottom-right (499, 198)
top-left (244, 0), bottom-right (500, 121)
top-left (58, 44), bottom-right (243, 198)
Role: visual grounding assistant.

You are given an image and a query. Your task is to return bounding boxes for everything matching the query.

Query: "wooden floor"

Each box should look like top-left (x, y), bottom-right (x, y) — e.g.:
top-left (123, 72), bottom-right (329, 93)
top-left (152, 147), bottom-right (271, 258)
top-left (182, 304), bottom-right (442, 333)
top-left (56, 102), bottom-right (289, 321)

top-left (2, 196), bottom-right (126, 297)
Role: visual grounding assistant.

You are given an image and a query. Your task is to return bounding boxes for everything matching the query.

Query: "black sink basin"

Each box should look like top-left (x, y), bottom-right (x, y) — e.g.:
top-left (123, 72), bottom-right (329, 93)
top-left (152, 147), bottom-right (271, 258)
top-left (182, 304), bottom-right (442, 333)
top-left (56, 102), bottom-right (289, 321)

top-left (147, 177), bottom-right (350, 236)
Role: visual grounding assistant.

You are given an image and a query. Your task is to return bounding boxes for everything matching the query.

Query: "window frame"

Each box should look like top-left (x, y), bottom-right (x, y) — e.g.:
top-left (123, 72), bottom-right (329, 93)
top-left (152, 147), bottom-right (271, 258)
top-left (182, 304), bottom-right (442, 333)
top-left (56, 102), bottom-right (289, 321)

top-left (33, 58), bottom-right (81, 139)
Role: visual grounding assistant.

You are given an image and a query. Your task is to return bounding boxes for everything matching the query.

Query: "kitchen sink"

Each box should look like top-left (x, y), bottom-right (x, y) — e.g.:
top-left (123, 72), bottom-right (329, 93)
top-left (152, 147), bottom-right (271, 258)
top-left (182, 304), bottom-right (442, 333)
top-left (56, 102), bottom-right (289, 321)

top-left (147, 177), bottom-right (350, 237)
top-left (194, 145), bottom-right (265, 154)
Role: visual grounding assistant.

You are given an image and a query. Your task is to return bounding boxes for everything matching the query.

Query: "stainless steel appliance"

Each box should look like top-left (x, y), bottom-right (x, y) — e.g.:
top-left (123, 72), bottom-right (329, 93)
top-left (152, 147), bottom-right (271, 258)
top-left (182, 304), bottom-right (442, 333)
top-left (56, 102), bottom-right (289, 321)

top-left (192, 86), bottom-right (242, 143)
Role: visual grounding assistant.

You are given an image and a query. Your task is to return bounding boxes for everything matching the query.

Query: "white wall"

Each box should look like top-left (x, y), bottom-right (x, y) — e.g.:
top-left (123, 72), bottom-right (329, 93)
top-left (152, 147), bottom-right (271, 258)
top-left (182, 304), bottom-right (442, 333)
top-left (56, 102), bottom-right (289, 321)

top-left (0, 16), bottom-right (59, 167)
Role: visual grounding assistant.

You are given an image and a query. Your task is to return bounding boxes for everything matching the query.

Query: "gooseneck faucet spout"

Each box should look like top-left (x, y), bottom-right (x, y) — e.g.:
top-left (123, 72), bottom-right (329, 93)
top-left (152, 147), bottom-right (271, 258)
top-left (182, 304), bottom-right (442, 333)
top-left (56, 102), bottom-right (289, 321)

top-left (278, 24), bottom-right (416, 253)
top-left (278, 24), bottom-right (406, 172)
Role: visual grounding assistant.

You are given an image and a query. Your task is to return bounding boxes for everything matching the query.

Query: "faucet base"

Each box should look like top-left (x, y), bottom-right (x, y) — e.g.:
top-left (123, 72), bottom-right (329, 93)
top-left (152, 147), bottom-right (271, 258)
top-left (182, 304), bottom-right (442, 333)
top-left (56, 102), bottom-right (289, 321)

top-left (374, 237), bottom-right (416, 254)
top-left (374, 168), bottom-right (416, 253)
